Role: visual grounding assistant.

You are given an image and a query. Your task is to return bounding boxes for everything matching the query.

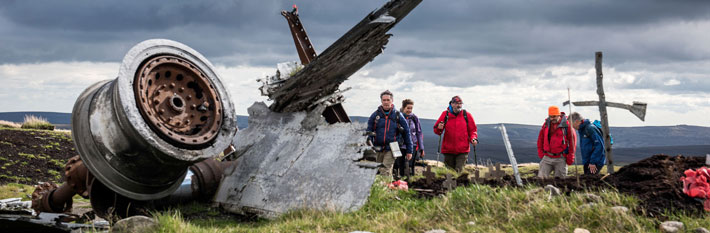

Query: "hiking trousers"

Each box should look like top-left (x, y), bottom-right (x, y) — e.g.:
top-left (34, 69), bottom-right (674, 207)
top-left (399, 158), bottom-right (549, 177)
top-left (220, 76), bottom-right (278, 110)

top-left (444, 153), bottom-right (468, 173)
top-left (538, 156), bottom-right (567, 178)
top-left (376, 151), bottom-right (395, 178)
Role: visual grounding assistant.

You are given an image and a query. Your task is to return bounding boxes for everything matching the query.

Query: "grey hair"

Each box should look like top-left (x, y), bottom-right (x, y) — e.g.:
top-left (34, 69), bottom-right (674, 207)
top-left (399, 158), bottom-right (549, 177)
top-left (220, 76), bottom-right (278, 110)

top-left (569, 112), bottom-right (583, 123)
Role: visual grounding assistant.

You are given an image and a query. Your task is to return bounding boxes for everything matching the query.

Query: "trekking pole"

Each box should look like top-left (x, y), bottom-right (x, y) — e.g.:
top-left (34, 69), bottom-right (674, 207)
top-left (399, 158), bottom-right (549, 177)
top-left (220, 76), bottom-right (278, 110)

top-left (568, 87), bottom-right (580, 185)
top-left (437, 128), bottom-right (445, 167)
top-left (473, 144), bottom-right (478, 169)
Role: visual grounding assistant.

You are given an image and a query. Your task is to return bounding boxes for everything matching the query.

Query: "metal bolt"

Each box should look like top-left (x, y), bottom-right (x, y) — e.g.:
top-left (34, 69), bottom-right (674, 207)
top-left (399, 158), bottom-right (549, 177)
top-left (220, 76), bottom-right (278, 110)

top-left (179, 87), bottom-right (184, 93)
top-left (170, 83), bottom-right (175, 88)
top-left (153, 99), bottom-right (160, 105)
top-left (186, 95), bottom-right (192, 100)
top-left (191, 104), bottom-right (196, 110)
top-left (159, 109), bottom-right (165, 114)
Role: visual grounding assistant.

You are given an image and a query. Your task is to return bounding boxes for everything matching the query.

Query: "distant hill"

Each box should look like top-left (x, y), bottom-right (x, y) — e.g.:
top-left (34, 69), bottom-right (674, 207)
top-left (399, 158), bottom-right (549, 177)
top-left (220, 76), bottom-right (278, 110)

top-left (2, 112), bottom-right (708, 164)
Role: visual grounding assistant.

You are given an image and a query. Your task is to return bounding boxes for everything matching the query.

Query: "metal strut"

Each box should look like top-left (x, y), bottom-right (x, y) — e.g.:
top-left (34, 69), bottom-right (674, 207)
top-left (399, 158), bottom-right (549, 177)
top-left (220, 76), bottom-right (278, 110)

top-left (281, 5), bottom-right (351, 123)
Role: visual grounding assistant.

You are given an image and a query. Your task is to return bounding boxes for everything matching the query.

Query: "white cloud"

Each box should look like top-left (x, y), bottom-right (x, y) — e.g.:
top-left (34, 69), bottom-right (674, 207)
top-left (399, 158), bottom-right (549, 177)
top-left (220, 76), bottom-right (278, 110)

top-left (1, 61), bottom-right (709, 127)
top-left (663, 79), bottom-right (680, 86)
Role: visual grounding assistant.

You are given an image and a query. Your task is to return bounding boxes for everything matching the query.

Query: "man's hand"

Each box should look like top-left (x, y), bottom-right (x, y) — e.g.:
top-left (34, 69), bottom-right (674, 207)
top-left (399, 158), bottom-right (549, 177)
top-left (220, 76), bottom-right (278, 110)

top-left (437, 122), bottom-right (444, 130)
top-left (406, 153), bottom-right (412, 160)
top-left (420, 151), bottom-right (425, 158)
top-left (589, 164), bottom-right (598, 174)
top-left (470, 138), bottom-right (478, 146)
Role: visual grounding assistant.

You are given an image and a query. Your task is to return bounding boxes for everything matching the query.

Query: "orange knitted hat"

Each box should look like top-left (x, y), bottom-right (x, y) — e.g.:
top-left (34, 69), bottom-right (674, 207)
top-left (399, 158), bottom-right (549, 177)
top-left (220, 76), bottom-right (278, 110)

top-left (548, 106), bottom-right (560, 116)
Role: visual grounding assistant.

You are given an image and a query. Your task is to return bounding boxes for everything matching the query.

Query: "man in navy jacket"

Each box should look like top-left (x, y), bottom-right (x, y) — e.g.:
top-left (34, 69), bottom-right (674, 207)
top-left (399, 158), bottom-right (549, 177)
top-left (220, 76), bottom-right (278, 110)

top-left (569, 112), bottom-right (606, 174)
top-left (367, 90), bottom-right (413, 178)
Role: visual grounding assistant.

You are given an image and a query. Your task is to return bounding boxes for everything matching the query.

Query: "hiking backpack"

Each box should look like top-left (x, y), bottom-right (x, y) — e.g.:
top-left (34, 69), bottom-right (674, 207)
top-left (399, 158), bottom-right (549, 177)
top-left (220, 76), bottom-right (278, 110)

top-left (585, 120), bottom-right (614, 145)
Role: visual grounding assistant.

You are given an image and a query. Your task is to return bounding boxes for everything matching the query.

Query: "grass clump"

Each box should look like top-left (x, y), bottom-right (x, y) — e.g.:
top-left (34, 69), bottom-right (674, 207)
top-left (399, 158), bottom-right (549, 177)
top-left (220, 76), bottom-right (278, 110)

top-left (21, 115), bottom-right (55, 130)
top-left (0, 120), bottom-right (21, 128)
top-left (0, 183), bottom-right (34, 201)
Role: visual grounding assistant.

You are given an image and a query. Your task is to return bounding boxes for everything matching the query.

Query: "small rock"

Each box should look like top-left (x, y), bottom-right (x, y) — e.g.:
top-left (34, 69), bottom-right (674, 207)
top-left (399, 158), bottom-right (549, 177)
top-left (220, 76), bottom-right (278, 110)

top-left (111, 215), bottom-right (158, 233)
top-left (694, 227), bottom-right (710, 233)
top-left (467, 221), bottom-right (475, 225)
top-left (659, 221), bottom-right (684, 233)
top-left (425, 230), bottom-right (446, 233)
top-left (581, 193), bottom-right (602, 203)
top-left (611, 206), bottom-right (629, 213)
top-left (573, 228), bottom-right (590, 233)
top-left (544, 185), bottom-right (561, 196)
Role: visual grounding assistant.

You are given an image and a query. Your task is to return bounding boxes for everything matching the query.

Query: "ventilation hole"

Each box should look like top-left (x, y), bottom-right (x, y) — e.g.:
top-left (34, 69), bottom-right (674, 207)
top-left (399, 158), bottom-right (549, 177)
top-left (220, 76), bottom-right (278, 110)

top-left (180, 138), bottom-right (185, 141)
top-left (176, 74), bottom-right (184, 81)
top-left (193, 139), bottom-right (197, 142)
top-left (200, 116), bottom-right (208, 122)
top-left (172, 97), bottom-right (183, 108)
top-left (165, 71), bottom-right (171, 78)
top-left (148, 80), bottom-right (152, 86)
top-left (155, 73), bottom-right (160, 80)
top-left (168, 132), bottom-right (172, 136)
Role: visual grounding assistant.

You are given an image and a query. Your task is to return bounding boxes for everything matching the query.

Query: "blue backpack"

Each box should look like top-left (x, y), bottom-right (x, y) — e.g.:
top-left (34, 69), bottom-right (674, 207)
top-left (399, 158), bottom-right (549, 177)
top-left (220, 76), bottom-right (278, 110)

top-left (587, 120), bottom-right (613, 145)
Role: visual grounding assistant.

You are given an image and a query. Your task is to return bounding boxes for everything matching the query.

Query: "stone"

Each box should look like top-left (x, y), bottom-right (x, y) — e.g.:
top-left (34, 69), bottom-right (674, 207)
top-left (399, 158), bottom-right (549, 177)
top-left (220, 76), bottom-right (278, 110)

top-left (425, 230), bottom-right (446, 233)
top-left (581, 193), bottom-right (602, 203)
top-left (659, 221), bottom-right (684, 233)
top-left (111, 215), bottom-right (157, 233)
top-left (611, 206), bottom-right (629, 213)
top-left (695, 227), bottom-right (710, 233)
top-left (544, 185), bottom-right (561, 196)
top-left (573, 228), bottom-right (590, 233)
top-left (467, 221), bottom-right (475, 225)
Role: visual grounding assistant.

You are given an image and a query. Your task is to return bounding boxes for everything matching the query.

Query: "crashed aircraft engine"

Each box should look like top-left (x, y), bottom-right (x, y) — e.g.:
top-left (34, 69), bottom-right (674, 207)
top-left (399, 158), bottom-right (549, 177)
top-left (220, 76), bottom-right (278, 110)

top-left (71, 39), bottom-right (237, 200)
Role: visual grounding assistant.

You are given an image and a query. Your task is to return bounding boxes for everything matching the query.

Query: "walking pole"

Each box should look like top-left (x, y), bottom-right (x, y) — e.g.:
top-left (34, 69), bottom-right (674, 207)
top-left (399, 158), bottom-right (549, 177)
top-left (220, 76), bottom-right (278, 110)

top-left (437, 128), bottom-right (445, 167)
top-left (569, 87), bottom-right (580, 185)
top-left (473, 144), bottom-right (478, 169)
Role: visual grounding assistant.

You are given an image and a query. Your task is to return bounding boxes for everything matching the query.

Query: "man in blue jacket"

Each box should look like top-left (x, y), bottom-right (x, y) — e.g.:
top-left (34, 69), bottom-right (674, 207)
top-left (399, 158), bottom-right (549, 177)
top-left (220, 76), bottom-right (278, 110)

top-left (367, 90), bottom-right (413, 178)
top-left (569, 112), bottom-right (606, 174)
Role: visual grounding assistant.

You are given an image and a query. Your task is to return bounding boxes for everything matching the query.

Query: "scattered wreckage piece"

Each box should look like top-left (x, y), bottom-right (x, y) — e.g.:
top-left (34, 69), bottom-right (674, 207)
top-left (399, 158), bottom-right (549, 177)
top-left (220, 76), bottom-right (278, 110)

top-left (1, 198), bottom-right (109, 232)
top-left (267, 0), bottom-right (422, 113)
top-left (214, 102), bottom-right (377, 219)
top-left (31, 155), bottom-right (232, 220)
top-left (71, 39), bottom-right (237, 201)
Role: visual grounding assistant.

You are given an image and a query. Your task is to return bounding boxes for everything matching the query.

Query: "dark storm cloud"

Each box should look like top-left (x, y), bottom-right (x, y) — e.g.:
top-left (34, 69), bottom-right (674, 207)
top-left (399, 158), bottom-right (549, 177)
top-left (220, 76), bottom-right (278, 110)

top-left (1, 0), bottom-right (710, 92)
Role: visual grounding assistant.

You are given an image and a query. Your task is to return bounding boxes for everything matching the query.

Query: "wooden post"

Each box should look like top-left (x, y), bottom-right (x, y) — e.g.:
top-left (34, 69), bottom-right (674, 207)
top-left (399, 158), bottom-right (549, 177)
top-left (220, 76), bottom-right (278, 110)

top-left (595, 52), bottom-right (614, 174)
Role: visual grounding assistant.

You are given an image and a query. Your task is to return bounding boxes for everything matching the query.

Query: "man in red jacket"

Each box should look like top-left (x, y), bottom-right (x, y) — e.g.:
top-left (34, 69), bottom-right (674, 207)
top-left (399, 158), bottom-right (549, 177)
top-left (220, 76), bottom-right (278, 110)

top-left (434, 96), bottom-right (478, 172)
top-left (536, 106), bottom-right (576, 178)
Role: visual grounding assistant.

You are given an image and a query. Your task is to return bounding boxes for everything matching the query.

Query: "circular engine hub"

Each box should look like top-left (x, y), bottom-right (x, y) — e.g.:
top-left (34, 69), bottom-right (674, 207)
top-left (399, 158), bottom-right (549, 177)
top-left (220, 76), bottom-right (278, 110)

top-left (134, 55), bottom-right (223, 147)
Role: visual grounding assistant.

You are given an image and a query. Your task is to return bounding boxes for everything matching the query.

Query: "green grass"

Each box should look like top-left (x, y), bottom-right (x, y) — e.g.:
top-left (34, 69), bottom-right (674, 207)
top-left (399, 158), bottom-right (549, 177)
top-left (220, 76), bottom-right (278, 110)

top-left (18, 152), bottom-right (36, 159)
top-left (147, 175), bottom-right (710, 232)
top-left (0, 183), bottom-right (34, 201)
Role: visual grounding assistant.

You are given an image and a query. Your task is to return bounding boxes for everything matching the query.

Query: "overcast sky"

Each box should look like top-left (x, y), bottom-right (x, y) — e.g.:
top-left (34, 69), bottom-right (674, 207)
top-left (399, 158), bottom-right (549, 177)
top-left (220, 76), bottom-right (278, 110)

top-left (1, 0), bottom-right (709, 127)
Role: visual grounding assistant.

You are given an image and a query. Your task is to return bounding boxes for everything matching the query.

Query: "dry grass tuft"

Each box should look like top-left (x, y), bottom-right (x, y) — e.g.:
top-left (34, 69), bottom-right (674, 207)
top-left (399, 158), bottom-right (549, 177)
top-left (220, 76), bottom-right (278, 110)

top-left (0, 120), bottom-right (21, 128)
top-left (21, 115), bottom-right (55, 130)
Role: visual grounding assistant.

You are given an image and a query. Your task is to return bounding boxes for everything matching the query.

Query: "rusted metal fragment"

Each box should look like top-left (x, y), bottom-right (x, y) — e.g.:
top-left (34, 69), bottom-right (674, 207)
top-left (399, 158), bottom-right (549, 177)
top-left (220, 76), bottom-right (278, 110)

top-left (268, 0), bottom-right (422, 113)
top-left (213, 102), bottom-right (376, 219)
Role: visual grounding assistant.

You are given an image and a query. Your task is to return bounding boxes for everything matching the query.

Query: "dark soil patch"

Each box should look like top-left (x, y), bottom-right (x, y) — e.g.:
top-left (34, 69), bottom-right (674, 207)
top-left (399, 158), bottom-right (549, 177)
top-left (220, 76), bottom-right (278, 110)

top-left (0, 128), bottom-right (76, 184)
top-left (410, 154), bottom-right (707, 217)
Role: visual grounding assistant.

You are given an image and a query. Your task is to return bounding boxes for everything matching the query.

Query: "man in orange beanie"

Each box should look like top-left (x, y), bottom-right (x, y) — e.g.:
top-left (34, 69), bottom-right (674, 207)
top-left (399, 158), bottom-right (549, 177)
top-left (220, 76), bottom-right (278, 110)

top-left (536, 106), bottom-right (576, 178)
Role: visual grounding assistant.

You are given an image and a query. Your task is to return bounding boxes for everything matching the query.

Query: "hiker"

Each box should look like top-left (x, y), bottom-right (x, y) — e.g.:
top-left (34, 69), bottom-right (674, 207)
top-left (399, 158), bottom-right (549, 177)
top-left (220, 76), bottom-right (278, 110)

top-left (393, 99), bottom-right (425, 177)
top-left (367, 90), bottom-right (414, 178)
top-left (568, 112), bottom-right (606, 175)
top-left (433, 96), bottom-right (478, 173)
top-left (536, 106), bottom-right (577, 178)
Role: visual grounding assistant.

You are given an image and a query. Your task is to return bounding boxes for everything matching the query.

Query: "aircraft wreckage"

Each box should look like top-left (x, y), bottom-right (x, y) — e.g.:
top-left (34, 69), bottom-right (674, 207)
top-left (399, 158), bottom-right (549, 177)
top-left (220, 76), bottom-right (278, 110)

top-left (19, 0), bottom-right (421, 228)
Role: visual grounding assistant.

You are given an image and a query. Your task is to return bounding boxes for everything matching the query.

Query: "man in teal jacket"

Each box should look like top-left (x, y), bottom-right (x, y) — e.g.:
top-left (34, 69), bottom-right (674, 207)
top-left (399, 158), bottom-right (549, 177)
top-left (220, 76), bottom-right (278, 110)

top-left (569, 112), bottom-right (606, 174)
